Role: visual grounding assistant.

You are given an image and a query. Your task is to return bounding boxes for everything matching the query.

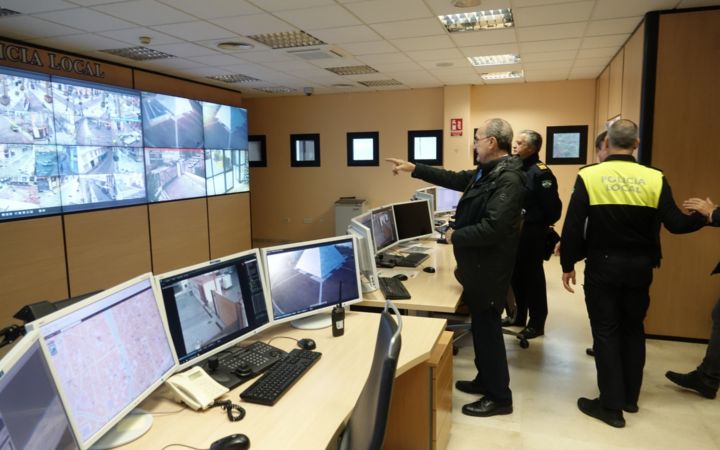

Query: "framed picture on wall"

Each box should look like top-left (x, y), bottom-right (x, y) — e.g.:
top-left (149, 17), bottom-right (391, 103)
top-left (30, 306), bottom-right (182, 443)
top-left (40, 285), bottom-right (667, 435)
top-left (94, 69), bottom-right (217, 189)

top-left (249, 135), bottom-right (266, 167)
top-left (290, 133), bottom-right (320, 167)
top-left (347, 131), bottom-right (379, 166)
top-left (408, 130), bottom-right (443, 166)
top-left (545, 125), bottom-right (588, 165)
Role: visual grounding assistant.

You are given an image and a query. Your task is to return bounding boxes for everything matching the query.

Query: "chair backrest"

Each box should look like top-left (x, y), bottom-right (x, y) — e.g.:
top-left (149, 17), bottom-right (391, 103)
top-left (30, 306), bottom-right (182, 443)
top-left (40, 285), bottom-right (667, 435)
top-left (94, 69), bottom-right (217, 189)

top-left (339, 303), bottom-right (402, 450)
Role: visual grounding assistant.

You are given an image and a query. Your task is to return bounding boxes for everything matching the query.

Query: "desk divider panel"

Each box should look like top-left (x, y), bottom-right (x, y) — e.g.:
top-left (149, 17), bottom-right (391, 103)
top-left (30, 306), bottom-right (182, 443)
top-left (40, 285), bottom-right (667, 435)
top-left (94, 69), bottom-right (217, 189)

top-left (65, 206), bottom-right (152, 296)
top-left (208, 192), bottom-right (251, 259)
top-left (0, 216), bottom-right (69, 319)
top-left (149, 198), bottom-right (210, 274)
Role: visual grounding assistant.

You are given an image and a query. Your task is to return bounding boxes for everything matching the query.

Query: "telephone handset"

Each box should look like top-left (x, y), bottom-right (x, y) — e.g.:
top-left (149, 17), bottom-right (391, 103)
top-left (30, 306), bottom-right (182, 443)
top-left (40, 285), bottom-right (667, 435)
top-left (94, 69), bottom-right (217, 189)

top-left (166, 366), bottom-right (229, 410)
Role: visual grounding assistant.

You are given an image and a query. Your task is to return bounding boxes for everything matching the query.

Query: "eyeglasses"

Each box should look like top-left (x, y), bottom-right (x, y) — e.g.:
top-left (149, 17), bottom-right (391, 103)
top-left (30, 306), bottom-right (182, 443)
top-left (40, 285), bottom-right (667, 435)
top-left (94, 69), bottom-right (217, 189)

top-left (474, 135), bottom-right (491, 144)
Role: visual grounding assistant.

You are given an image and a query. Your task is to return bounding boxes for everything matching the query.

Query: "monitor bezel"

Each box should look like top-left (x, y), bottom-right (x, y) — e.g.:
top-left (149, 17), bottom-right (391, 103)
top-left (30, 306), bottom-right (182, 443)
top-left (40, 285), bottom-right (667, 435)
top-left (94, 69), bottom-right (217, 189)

top-left (370, 205), bottom-right (399, 254)
top-left (154, 248), bottom-right (274, 371)
top-left (391, 198), bottom-right (435, 243)
top-left (434, 186), bottom-right (462, 215)
top-left (260, 234), bottom-right (363, 326)
top-left (413, 189), bottom-right (435, 216)
top-left (27, 273), bottom-right (178, 450)
top-left (347, 221), bottom-right (379, 293)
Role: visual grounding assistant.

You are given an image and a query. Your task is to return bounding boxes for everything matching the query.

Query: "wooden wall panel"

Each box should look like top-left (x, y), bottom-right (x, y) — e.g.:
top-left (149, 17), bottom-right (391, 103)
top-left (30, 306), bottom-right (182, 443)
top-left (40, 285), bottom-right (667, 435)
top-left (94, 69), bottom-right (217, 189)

top-left (595, 67), bottom-right (609, 133)
top-left (133, 70), bottom-right (243, 106)
top-left (607, 49), bottom-right (624, 119)
top-left (0, 216), bottom-right (68, 324)
top-left (149, 198), bottom-right (210, 274)
top-left (65, 206), bottom-right (152, 296)
top-left (621, 23), bottom-right (644, 124)
top-left (646, 10), bottom-right (720, 338)
top-left (208, 193), bottom-right (252, 259)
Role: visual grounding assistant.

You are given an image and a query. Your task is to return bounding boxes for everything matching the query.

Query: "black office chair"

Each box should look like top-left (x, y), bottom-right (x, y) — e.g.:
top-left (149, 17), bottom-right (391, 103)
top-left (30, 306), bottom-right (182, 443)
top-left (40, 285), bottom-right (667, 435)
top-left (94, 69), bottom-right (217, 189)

top-left (338, 301), bottom-right (402, 450)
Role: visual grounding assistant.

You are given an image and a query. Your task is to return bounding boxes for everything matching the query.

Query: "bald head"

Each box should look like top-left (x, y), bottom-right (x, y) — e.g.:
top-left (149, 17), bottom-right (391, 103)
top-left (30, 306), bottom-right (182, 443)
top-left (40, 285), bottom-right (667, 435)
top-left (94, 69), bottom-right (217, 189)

top-left (607, 119), bottom-right (639, 150)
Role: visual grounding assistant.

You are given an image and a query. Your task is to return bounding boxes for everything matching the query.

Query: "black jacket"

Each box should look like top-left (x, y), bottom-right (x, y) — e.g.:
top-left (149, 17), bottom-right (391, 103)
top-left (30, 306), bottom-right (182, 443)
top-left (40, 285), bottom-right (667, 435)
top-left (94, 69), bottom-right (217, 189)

top-left (413, 156), bottom-right (526, 312)
top-left (520, 152), bottom-right (562, 227)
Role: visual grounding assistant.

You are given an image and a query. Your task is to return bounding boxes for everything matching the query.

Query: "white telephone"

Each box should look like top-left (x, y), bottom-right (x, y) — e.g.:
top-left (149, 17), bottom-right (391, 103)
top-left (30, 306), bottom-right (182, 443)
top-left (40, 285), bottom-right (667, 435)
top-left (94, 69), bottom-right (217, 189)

top-left (165, 366), bottom-right (229, 410)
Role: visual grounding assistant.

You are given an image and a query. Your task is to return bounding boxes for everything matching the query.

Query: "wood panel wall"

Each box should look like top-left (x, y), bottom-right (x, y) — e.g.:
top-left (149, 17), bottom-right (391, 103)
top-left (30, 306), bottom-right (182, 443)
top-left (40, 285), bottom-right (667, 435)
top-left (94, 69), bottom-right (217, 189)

top-left (149, 198), bottom-right (210, 274)
top-left (607, 49), bottom-right (624, 119)
top-left (208, 193), bottom-right (252, 259)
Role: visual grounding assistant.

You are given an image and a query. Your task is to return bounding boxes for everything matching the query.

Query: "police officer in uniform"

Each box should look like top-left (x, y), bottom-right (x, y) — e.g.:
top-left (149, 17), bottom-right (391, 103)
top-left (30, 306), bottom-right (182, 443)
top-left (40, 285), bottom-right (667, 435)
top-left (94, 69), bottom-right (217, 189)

top-left (560, 119), bottom-right (706, 428)
top-left (508, 130), bottom-right (562, 339)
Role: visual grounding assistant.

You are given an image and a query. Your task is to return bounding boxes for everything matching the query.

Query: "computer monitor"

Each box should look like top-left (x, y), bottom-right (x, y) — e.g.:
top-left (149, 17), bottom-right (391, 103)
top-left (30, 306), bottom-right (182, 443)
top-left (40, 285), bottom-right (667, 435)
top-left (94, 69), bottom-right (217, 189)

top-left (413, 188), bottom-right (435, 215)
top-left (348, 219), bottom-right (379, 293)
top-left (435, 186), bottom-right (462, 214)
top-left (392, 199), bottom-right (434, 242)
top-left (262, 235), bottom-right (362, 330)
top-left (27, 273), bottom-right (177, 449)
top-left (0, 332), bottom-right (79, 450)
top-left (370, 206), bottom-right (398, 253)
top-left (156, 249), bottom-right (272, 370)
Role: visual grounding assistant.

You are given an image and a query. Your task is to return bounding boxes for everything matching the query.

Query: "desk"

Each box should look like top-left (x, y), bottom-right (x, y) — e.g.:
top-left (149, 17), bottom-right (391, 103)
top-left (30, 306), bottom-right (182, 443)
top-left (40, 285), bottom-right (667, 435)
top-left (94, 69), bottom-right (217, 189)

top-left (120, 312), bottom-right (450, 450)
top-left (360, 240), bottom-right (462, 313)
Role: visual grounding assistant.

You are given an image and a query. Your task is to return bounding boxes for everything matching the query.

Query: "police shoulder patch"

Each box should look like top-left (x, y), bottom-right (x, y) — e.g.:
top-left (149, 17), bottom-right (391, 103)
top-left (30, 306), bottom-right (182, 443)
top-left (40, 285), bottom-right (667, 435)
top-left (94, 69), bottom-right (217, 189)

top-left (541, 179), bottom-right (553, 188)
top-left (536, 162), bottom-right (548, 170)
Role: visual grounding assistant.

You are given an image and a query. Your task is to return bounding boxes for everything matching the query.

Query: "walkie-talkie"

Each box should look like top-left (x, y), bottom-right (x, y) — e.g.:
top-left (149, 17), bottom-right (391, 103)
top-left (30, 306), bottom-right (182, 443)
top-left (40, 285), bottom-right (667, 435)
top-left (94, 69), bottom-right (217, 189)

top-left (332, 282), bottom-right (345, 337)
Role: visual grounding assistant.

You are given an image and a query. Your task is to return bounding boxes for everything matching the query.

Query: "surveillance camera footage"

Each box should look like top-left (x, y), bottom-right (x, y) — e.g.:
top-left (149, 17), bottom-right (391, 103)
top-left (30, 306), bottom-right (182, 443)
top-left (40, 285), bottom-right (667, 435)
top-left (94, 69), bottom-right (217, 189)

top-left (0, 144), bottom-right (62, 219)
top-left (142, 93), bottom-right (203, 149)
top-left (202, 102), bottom-right (248, 150)
top-left (205, 149), bottom-right (249, 196)
top-left (0, 71), bottom-right (55, 146)
top-left (145, 148), bottom-right (206, 202)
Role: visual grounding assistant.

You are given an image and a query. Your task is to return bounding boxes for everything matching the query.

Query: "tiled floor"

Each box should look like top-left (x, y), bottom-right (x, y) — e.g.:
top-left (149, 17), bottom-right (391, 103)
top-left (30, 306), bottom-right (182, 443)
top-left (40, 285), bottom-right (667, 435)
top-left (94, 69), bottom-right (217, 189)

top-left (446, 258), bottom-right (719, 450)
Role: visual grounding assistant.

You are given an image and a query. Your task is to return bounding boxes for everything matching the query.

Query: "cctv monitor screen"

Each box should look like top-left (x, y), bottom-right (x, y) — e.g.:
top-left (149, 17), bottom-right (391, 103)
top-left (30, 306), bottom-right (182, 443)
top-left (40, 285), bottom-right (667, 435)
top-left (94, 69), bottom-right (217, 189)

top-left (0, 333), bottom-right (79, 450)
top-left (202, 102), bottom-right (248, 150)
top-left (371, 206), bottom-right (398, 253)
top-left (145, 148), bottom-right (206, 202)
top-left (348, 221), bottom-right (379, 293)
top-left (263, 235), bottom-right (361, 329)
top-left (205, 149), bottom-right (249, 195)
top-left (393, 199), bottom-right (434, 241)
top-left (141, 92), bottom-right (203, 149)
top-left (157, 249), bottom-right (271, 368)
top-left (435, 186), bottom-right (462, 213)
top-left (31, 274), bottom-right (176, 449)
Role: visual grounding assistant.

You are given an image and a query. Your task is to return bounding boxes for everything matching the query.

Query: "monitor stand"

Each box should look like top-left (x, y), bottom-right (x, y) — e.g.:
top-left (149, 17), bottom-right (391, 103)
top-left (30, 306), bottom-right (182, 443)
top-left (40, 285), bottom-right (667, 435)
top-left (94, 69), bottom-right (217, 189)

top-left (89, 409), bottom-right (153, 449)
top-left (291, 312), bottom-right (332, 330)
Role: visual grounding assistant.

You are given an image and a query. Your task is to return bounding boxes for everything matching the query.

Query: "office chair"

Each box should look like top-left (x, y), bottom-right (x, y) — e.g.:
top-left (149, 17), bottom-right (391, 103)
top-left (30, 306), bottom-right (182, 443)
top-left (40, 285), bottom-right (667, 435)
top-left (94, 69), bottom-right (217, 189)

top-left (338, 301), bottom-right (402, 450)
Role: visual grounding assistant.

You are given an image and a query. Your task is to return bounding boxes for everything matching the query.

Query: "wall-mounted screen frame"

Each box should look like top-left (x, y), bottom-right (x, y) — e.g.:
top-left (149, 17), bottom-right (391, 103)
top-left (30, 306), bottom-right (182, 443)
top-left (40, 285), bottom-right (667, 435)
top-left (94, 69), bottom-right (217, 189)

top-left (347, 131), bottom-right (379, 167)
top-left (408, 129), bottom-right (443, 166)
top-left (545, 125), bottom-right (588, 165)
top-left (248, 135), bottom-right (266, 167)
top-left (290, 133), bottom-right (320, 167)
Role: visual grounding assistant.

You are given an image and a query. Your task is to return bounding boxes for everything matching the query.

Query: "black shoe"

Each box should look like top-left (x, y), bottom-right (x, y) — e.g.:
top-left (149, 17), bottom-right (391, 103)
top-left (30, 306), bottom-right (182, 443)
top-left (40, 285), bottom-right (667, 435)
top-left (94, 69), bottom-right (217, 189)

top-left (623, 403), bottom-right (639, 413)
top-left (518, 327), bottom-right (544, 340)
top-left (455, 380), bottom-right (486, 395)
top-left (577, 397), bottom-right (625, 428)
top-left (586, 347), bottom-right (595, 357)
top-left (665, 370), bottom-right (718, 399)
top-left (462, 397), bottom-right (513, 417)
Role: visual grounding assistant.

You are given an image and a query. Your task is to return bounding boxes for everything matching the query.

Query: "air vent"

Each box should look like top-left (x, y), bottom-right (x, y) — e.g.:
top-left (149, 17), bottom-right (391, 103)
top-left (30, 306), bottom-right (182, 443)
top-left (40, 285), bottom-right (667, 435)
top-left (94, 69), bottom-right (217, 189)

top-left (99, 47), bottom-right (175, 61)
top-left (206, 74), bottom-right (260, 83)
top-left (358, 79), bottom-right (403, 87)
top-left (325, 65), bottom-right (378, 76)
top-left (248, 31), bottom-right (325, 50)
top-left (0, 8), bottom-right (21, 17)
top-left (254, 87), bottom-right (295, 94)
top-left (287, 47), bottom-right (345, 61)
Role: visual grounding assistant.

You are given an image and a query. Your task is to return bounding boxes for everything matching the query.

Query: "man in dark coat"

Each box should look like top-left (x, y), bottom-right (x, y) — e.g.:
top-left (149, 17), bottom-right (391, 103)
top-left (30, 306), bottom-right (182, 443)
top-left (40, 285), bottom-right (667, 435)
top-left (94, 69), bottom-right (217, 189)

top-left (387, 118), bottom-right (526, 417)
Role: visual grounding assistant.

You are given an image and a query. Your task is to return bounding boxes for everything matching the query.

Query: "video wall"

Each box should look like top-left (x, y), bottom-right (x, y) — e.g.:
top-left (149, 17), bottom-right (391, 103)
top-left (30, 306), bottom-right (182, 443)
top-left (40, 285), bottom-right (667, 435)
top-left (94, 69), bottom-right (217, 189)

top-left (0, 66), bottom-right (249, 221)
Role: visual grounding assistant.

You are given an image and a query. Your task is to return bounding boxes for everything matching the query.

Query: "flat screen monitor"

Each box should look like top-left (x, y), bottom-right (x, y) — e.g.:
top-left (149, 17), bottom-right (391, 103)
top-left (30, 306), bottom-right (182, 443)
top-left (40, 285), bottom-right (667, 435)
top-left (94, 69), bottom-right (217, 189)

top-left (205, 149), bottom-right (249, 196)
top-left (141, 92), bottom-right (203, 149)
top-left (413, 188), bottom-right (435, 215)
top-left (202, 102), bottom-right (248, 150)
top-left (435, 186), bottom-right (462, 214)
top-left (27, 273), bottom-right (177, 449)
top-left (370, 206), bottom-right (398, 253)
top-left (156, 249), bottom-right (272, 370)
top-left (145, 148), bottom-right (206, 202)
top-left (0, 67), bottom-right (55, 146)
top-left (348, 220), bottom-right (379, 293)
top-left (262, 235), bottom-right (362, 329)
top-left (393, 199), bottom-right (434, 241)
top-left (0, 332), bottom-right (79, 450)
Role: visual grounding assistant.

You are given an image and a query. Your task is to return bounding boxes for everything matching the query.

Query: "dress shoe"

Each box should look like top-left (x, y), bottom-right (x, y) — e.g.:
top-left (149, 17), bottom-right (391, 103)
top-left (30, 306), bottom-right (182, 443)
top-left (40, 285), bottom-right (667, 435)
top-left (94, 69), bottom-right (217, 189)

top-left (623, 403), bottom-right (639, 413)
top-left (518, 327), bottom-right (544, 340)
top-left (577, 397), bottom-right (625, 428)
top-left (666, 370), bottom-right (718, 399)
top-left (455, 380), bottom-right (486, 395)
top-left (462, 397), bottom-right (513, 417)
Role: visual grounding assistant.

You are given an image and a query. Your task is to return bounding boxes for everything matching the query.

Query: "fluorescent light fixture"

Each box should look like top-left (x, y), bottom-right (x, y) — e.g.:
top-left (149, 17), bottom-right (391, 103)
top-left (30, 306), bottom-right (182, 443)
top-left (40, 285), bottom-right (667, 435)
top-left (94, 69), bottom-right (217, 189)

top-left (248, 31), bottom-right (325, 49)
top-left (480, 70), bottom-right (524, 80)
top-left (325, 65), bottom-right (378, 76)
top-left (358, 79), bottom-right (402, 87)
top-left (467, 54), bottom-right (520, 66)
top-left (254, 86), bottom-right (295, 94)
top-left (100, 46), bottom-right (176, 61)
top-left (438, 8), bottom-right (514, 33)
top-left (206, 74), bottom-right (260, 83)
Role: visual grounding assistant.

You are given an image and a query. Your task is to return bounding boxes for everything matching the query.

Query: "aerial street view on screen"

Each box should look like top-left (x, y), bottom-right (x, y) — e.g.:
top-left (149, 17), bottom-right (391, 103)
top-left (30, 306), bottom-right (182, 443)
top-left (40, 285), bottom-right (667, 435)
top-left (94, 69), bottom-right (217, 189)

top-left (268, 241), bottom-right (358, 318)
top-left (145, 148), bottom-right (205, 202)
top-left (141, 93), bottom-right (203, 149)
top-left (0, 143), bottom-right (61, 217)
top-left (172, 266), bottom-right (251, 354)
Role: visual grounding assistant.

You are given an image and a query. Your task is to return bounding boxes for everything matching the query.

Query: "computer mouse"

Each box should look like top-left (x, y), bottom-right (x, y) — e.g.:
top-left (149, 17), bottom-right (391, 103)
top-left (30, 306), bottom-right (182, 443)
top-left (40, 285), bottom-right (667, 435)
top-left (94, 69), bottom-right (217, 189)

top-left (393, 274), bottom-right (409, 281)
top-left (210, 433), bottom-right (250, 450)
top-left (297, 338), bottom-right (316, 350)
top-left (423, 266), bottom-right (436, 274)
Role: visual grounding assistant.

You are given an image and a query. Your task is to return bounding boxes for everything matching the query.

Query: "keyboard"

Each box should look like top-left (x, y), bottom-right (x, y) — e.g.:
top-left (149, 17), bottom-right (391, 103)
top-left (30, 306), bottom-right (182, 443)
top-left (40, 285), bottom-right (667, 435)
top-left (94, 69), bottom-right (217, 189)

top-left (240, 349), bottom-right (322, 406)
top-left (395, 252), bottom-right (429, 268)
top-left (204, 341), bottom-right (286, 389)
top-left (378, 276), bottom-right (411, 300)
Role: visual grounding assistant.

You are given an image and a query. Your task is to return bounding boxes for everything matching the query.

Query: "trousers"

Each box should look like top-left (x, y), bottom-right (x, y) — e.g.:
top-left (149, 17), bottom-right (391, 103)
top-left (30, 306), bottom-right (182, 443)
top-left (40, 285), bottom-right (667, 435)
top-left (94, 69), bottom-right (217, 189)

top-left (698, 297), bottom-right (720, 388)
top-left (467, 299), bottom-right (512, 403)
top-left (511, 224), bottom-right (548, 329)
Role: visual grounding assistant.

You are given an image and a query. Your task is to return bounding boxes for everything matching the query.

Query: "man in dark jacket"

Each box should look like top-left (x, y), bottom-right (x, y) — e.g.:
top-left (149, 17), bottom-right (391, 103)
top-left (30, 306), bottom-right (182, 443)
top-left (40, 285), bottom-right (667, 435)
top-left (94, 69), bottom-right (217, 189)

top-left (507, 130), bottom-right (562, 339)
top-left (387, 118), bottom-right (526, 417)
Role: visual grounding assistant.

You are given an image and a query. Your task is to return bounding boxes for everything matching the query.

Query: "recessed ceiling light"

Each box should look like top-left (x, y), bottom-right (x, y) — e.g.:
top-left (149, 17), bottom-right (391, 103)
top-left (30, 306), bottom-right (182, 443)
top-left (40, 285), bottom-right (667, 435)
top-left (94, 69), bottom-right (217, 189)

top-left (468, 54), bottom-right (520, 66)
top-left (255, 86), bottom-right (295, 94)
top-left (217, 41), bottom-right (254, 51)
top-left (248, 31), bottom-right (325, 50)
top-left (325, 65), bottom-right (378, 76)
top-left (99, 46), bottom-right (176, 61)
top-left (332, 83), bottom-right (355, 88)
top-left (206, 74), bottom-right (260, 83)
top-left (358, 79), bottom-right (403, 87)
top-left (480, 70), bottom-right (524, 80)
top-left (438, 8), bottom-right (514, 33)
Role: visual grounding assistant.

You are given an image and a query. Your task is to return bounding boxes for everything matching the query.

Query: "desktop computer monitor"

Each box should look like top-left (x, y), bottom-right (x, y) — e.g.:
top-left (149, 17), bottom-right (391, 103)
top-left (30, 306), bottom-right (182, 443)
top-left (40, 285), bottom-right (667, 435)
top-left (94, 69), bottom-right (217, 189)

top-left (0, 332), bottom-right (79, 450)
top-left (393, 199), bottom-right (434, 242)
top-left (371, 206), bottom-right (398, 253)
top-left (156, 249), bottom-right (272, 370)
top-left (27, 273), bottom-right (177, 450)
top-left (348, 219), bottom-right (379, 293)
top-left (435, 186), bottom-right (462, 214)
top-left (413, 188), bottom-right (435, 215)
top-left (262, 235), bottom-right (362, 329)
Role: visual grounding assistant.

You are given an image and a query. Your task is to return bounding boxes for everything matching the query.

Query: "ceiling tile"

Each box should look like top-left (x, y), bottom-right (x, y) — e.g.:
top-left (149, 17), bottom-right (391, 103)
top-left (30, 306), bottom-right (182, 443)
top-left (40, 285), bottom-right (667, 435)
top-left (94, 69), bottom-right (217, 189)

top-left (524, 71), bottom-right (569, 82)
top-left (36, 8), bottom-right (137, 32)
top-left (424, 0), bottom-right (511, 16)
top-left (585, 17), bottom-right (643, 36)
top-left (181, 66), bottom-right (233, 76)
top-left (516, 22), bottom-right (587, 42)
top-left (510, 0), bottom-right (577, 8)
top-left (523, 60), bottom-right (573, 70)
top-left (261, 60), bottom-right (322, 72)
top-left (391, 35), bottom-right (455, 52)
top-left (236, 51), bottom-right (298, 63)
top-left (406, 48), bottom-right (464, 62)
top-left (245, 0), bottom-right (336, 12)
top-left (460, 43), bottom-right (520, 57)
top-left (513, 1), bottom-right (594, 27)
top-left (388, 71), bottom-right (439, 83)
top-left (210, 14), bottom-right (296, 36)
top-left (417, 57), bottom-right (471, 69)
top-left (0, 16), bottom-right (82, 40)
top-left (94, 1), bottom-right (195, 26)
top-left (581, 34), bottom-right (629, 49)
top-left (573, 56), bottom-right (612, 67)
top-left (450, 29), bottom-right (518, 47)
top-left (0, 0), bottom-right (76, 14)
top-left (308, 26), bottom-right (382, 44)
top-left (274, 5), bottom-right (361, 30)
top-left (338, 41), bottom-right (397, 55)
top-left (98, 27), bottom-right (183, 46)
top-left (592, 0), bottom-right (679, 20)
top-left (137, 57), bottom-right (206, 70)
top-left (151, 21), bottom-right (237, 41)
top-left (576, 47), bottom-right (619, 58)
top-left (370, 18), bottom-right (446, 40)
top-left (520, 38), bottom-right (581, 53)
top-left (370, 61), bottom-right (424, 72)
top-left (520, 49), bottom-right (577, 62)
top-left (344, 0), bottom-right (432, 23)
top-left (569, 66), bottom-right (604, 78)
top-left (187, 54), bottom-right (244, 65)
top-left (149, 42), bottom-right (220, 57)
top-left (358, 52), bottom-right (413, 65)
top-left (28, 34), bottom-right (128, 51)
top-left (158, 0), bottom-right (263, 19)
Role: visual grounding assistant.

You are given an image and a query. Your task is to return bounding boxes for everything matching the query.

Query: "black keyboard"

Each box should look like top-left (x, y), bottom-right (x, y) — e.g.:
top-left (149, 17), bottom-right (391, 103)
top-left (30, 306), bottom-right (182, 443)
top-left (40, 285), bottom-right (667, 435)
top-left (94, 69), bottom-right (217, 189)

top-left (395, 252), bottom-right (429, 268)
top-left (240, 349), bottom-right (322, 405)
top-left (378, 276), bottom-right (411, 300)
top-left (203, 341), bottom-right (286, 389)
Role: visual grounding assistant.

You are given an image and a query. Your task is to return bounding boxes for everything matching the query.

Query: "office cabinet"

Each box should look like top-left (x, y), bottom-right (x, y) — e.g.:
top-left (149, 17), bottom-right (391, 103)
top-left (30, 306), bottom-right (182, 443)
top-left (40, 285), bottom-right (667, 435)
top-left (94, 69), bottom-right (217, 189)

top-left (335, 198), bottom-right (366, 236)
